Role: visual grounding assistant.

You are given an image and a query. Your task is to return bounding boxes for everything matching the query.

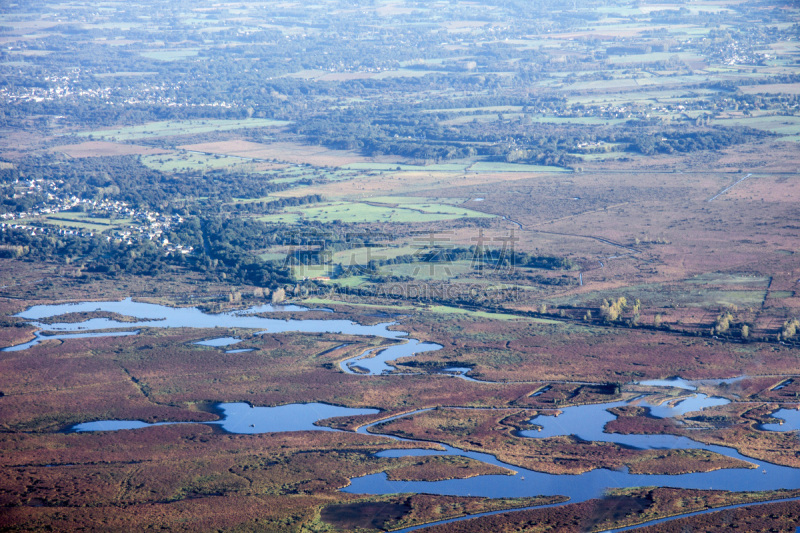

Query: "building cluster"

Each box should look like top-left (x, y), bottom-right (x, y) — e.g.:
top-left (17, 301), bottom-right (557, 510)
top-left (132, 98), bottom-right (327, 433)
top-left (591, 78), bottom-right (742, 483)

top-left (2, 181), bottom-right (193, 255)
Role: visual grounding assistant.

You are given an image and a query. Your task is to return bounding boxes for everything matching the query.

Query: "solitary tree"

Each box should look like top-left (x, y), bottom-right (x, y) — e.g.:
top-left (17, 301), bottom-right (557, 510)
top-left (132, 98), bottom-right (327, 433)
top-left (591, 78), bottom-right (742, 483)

top-left (271, 287), bottom-right (286, 304)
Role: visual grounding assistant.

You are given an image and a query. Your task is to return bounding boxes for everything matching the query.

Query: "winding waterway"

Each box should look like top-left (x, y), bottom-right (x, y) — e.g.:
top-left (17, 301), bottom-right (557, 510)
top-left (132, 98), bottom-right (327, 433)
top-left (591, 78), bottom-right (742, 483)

top-left (7, 298), bottom-right (800, 531)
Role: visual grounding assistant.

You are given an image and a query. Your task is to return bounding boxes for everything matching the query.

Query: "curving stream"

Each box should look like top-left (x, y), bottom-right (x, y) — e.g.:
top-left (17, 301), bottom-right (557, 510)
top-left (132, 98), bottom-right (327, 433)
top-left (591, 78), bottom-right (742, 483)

top-left (6, 298), bottom-right (800, 531)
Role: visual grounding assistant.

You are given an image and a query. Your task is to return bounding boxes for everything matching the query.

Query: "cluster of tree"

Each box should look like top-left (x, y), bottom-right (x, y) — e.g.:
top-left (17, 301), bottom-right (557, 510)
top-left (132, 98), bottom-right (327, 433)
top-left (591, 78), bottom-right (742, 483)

top-left (712, 311), bottom-right (735, 335)
top-left (0, 215), bottom-right (302, 288)
top-left (599, 297), bottom-right (628, 322)
top-left (780, 318), bottom-right (800, 341)
top-left (625, 127), bottom-right (769, 156)
top-left (0, 227), bottom-right (182, 277)
top-left (2, 154), bottom-right (303, 215)
top-left (229, 195), bottom-right (324, 214)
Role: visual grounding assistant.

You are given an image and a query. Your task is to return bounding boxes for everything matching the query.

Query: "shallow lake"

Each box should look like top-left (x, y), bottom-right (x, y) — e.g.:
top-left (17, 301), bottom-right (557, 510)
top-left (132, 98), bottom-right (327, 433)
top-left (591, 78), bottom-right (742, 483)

top-left (9, 298), bottom-right (800, 529)
top-left (346, 397), bottom-right (800, 503)
top-left (194, 336), bottom-right (241, 347)
top-left (72, 402), bottom-right (379, 433)
top-left (8, 298), bottom-right (416, 373)
top-left (761, 407), bottom-right (800, 432)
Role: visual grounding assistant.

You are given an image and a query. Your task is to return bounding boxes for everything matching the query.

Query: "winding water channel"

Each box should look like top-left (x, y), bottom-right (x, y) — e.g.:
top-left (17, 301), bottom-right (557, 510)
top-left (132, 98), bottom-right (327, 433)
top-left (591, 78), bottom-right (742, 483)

top-left (6, 298), bottom-right (800, 531)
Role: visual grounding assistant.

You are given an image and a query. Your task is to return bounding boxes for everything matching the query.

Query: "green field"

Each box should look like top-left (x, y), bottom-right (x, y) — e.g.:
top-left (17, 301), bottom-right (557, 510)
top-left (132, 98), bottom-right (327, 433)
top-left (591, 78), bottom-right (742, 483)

top-left (607, 52), bottom-right (704, 65)
top-left (139, 49), bottom-right (199, 61)
top-left (426, 305), bottom-right (551, 322)
top-left (381, 260), bottom-right (476, 281)
top-left (713, 115), bottom-right (800, 136)
top-left (79, 119), bottom-right (291, 141)
top-left (93, 71), bottom-right (157, 78)
top-left (18, 213), bottom-right (133, 232)
top-left (550, 281), bottom-right (768, 309)
top-left (257, 251), bottom-right (286, 262)
top-left (292, 264), bottom-right (334, 280)
top-left (768, 291), bottom-right (795, 299)
top-left (686, 273), bottom-right (771, 286)
top-left (330, 275), bottom-right (369, 288)
top-left (442, 113), bottom-right (525, 125)
top-left (301, 298), bottom-right (415, 310)
top-left (257, 200), bottom-right (493, 225)
top-left (420, 106), bottom-right (524, 114)
top-left (366, 196), bottom-right (467, 206)
top-left (342, 162), bottom-right (471, 172)
top-left (332, 245), bottom-right (422, 265)
top-left (141, 151), bottom-right (255, 172)
top-left (469, 162), bottom-right (571, 173)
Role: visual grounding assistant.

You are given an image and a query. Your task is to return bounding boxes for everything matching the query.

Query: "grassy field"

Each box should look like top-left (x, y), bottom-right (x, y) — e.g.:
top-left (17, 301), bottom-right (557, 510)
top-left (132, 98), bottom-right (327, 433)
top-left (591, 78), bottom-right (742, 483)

top-left (141, 151), bottom-right (256, 172)
top-left (138, 49), bottom-right (199, 61)
top-left (256, 200), bottom-right (494, 224)
top-left (79, 119), bottom-right (290, 141)
top-left (713, 115), bottom-right (800, 136)
top-left (18, 213), bottom-right (133, 232)
top-left (607, 52), bottom-right (704, 65)
top-left (179, 140), bottom-right (370, 167)
top-left (332, 245), bottom-right (422, 265)
top-left (550, 282), bottom-right (768, 310)
top-left (300, 298), bottom-right (415, 310)
top-left (425, 305), bottom-right (530, 321)
top-left (291, 264), bottom-right (334, 280)
top-left (469, 162), bottom-right (571, 172)
top-left (342, 162), bottom-right (470, 172)
top-left (366, 196), bottom-right (467, 206)
top-left (53, 141), bottom-right (168, 158)
top-left (685, 273), bottom-right (771, 286)
top-left (381, 260), bottom-right (476, 281)
top-left (329, 275), bottom-right (369, 288)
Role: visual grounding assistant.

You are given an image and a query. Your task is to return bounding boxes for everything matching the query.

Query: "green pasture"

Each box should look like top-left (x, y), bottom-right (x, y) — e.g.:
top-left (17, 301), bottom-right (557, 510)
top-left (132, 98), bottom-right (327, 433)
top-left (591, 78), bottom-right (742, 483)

top-left (85, 21), bottom-right (141, 30)
top-left (79, 119), bottom-right (291, 141)
top-left (257, 251), bottom-right (286, 262)
top-left (342, 162), bottom-right (469, 172)
top-left (380, 260), bottom-right (476, 281)
top-left (284, 69), bottom-right (328, 79)
top-left (551, 281), bottom-right (767, 310)
top-left (94, 71), bottom-right (157, 78)
top-left (141, 151), bottom-right (252, 172)
top-left (469, 162), bottom-right (570, 173)
top-left (22, 213), bottom-right (132, 232)
top-left (301, 298), bottom-right (415, 310)
top-left (425, 305), bottom-right (528, 321)
top-left (441, 113), bottom-right (524, 125)
top-left (231, 196), bottom-right (279, 205)
top-left (331, 275), bottom-right (368, 288)
top-left (366, 196), bottom-right (466, 206)
top-left (270, 177), bottom-right (309, 185)
top-left (713, 115), bottom-right (800, 137)
top-left (566, 88), bottom-right (718, 106)
top-left (521, 116), bottom-right (626, 126)
top-left (686, 273), bottom-right (770, 286)
top-left (257, 201), bottom-right (493, 225)
top-left (333, 245), bottom-right (421, 265)
top-left (292, 264), bottom-right (334, 280)
top-left (571, 151), bottom-right (638, 161)
top-left (768, 291), bottom-right (795, 299)
top-left (607, 52), bottom-right (703, 65)
top-left (420, 106), bottom-right (524, 114)
top-left (139, 49), bottom-right (199, 61)
top-left (373, 69), bottom-right (439, 79)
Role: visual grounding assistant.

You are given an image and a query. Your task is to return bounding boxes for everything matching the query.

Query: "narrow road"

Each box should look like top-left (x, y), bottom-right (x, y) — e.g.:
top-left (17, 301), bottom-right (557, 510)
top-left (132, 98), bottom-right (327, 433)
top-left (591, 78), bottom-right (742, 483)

top-left (708, 173), bottom-right (752, 202)
top-left (531, 228), bottom-right (642, 255)
top-left (501, 217), bottom-right (642, 256)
